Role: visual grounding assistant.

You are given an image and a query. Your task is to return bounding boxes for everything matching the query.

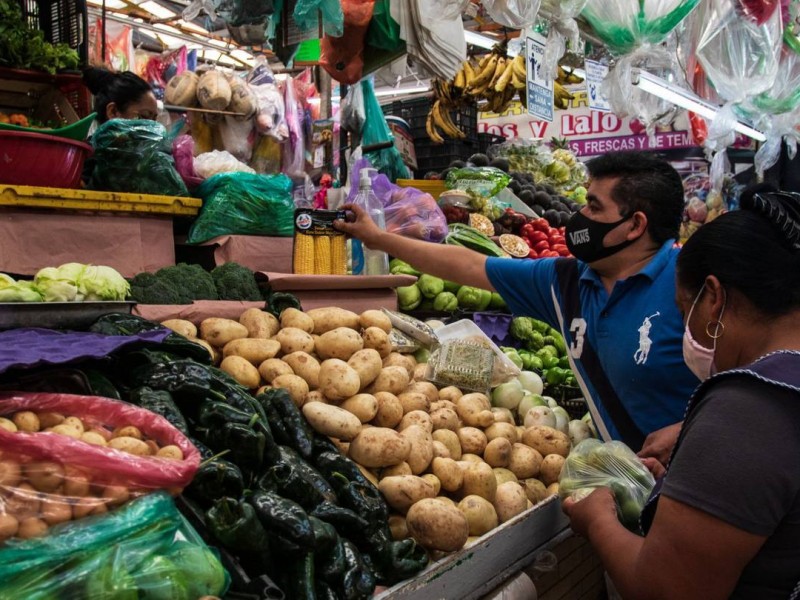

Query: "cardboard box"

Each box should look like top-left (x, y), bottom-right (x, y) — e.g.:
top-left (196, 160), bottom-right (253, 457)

top-left (194, 235), bottom-right (294, 273)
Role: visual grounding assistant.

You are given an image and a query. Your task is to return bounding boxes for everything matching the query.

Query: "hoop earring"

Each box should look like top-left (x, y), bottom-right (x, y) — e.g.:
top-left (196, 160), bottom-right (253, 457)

top-left (706, 320), bottom-right (725, 340)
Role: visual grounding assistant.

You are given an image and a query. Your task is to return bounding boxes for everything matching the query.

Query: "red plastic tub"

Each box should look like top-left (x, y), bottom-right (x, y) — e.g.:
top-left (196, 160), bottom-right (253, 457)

top-left (0, 130), bottom-right (93, 188)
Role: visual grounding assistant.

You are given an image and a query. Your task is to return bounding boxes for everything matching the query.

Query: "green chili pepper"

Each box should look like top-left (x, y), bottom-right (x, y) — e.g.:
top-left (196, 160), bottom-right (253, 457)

top-left (340, 540), bottom-right (377, 600)
top-left (254, 392), bottom-right (292, 446)
top-left (316, 580), bottom-right (339, 600)
top-left (308, 515), bottom-right (337, 553)
top-left (129, 387), bottom-right (189, 435)
top-left (310, 501), bottom-right (370, 539)
top-left (249, 491), bottom-right (315, 551)
top-left (259, 446), bottom-right (338, 510)
top-left (206, 497), bottom-right (272, 574)
top-left (266, 292), bottom-right (302, 319)
top-left (83, 368), bottom-right (121, 400)
top-left (285, 552), bottom-right (316, 600)
top-left (205, 422), bottom-right (266, 475)
top-left (132, 360), bottom-right (227, 402)
top-left (317, 536), bottom-right (348, 584)
top-left (264, 388), bottom-right (314, 460)
top-left (185, 459), bottom-right (244, 507)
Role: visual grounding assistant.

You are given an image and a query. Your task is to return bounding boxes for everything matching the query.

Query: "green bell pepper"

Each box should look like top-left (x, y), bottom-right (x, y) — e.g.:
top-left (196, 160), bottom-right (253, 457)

top-left (432, 291), bottom-right (458, 312)
top-left (389, 258), bottom-right (421, 277)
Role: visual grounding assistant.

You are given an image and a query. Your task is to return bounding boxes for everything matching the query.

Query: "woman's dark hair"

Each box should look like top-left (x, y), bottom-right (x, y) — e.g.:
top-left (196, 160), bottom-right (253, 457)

top-left (676, 184), bottom-right (800, 317)
top-left (586, 151), bottom-right (685, 245)
top-left (83, 67), bottom-right (152, 123)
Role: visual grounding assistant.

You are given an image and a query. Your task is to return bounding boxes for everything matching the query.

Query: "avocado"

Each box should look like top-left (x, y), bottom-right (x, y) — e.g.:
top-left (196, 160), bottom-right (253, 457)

top-left (440, 168), bottom-right (454, 181)
top-left (534, 191), bottom-right (552, 208)
top-left (544, 209), bottom-right (560, 226)
top-left (518, 189), bottom-right (535, 205)
top-left (449, 160), bottom-right (466, 169)
top-left (532, 204), bottom-right (545, 216)
top-left (508, 180), bottom-right (522, 194)
top-left (468, 153), bottom-right (490, 167)
top-left (543, 183), bottom-right (556, 195)
top-left (489, 157), bottom-right (511, 173)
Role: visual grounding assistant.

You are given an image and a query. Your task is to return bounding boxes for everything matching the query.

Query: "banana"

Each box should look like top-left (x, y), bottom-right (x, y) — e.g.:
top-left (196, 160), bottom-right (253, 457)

top-left (464, 60), bottom-right (477, 87)
top-left (512, 54), bottom-right (527, 81)
top-left (511, 69), bottom-right (527, 90)
top-left (494, 60), bottom-right (515, 93)
top-left (477, 53), bottom-right (492, 71)
top-left (434, 100), bottom-right (465, 139)
top-left (498, 84), bottom-right (517, 113)
top-left (518, 87), bottom-right (528, 109)
top-left (469, 53), bottom-right (499, 95)
top-left (554, 81), bottom-right (574, 110)
top-left (454, 65), bottom-right (466, 91)
top-left (426, 109), bottom-right (444, 144)
top-left (488, 56), bottom-right (507, 90)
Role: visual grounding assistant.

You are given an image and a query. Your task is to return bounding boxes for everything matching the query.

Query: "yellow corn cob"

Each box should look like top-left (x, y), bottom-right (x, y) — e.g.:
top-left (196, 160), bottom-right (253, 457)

top-left (331, 235), bottom-right (347, 275)
top-left (314, 235), bottom-right (332, 274)
top-left (294, 233), bottom-right (315, 274)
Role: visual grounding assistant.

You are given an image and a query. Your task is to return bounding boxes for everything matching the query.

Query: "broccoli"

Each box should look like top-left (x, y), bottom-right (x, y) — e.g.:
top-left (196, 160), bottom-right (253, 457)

top-left (155, 264), bottom-right (218, 304)
top-left (128, 272), bottom-right (182, 305)
top-left (210, 262), bottom-right (262, 301)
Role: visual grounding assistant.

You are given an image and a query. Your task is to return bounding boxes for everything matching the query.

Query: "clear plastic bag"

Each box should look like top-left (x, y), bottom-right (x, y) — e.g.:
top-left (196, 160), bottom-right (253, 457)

top-left (251, 83), bottom-right (288, 141)
top-left (751, 46), bottom-right (800, 115)
top-left (282, 76), bottom-right (306, 178)
top-left (194, 150), bottom-right (255, 178)
top-left (87, 119), bottom-right (188, 196)
top-left (369, 173), bottom-right (449, 242)
top-left (0, 391), bottom-right (201, 542)
top-left (426, 340), bottom-right (495, 394)
top-left (540, 0), bottom-right (589, 81)
top-left (294, 0), bottom-right (345, 37)
top-left (428, 0), bottom-right (472, 20)
top-left (341, 78), bottom-right (366, 134)
top-left (446, 167), bottom-right (512, 199)
top-left (320, 0), bottom-right (376, 85)
top-left (187, 172), bottom-right (295, 243)
top-left (172, 134), bottom-right (204, 190)
top-left (435, 319), bottom-right (521, 387)
top-left (216, 0), bottom-right (273, 26)
top-left (481, 0), bottom-right (542, 29)
top-left (0, 492), bottom-right (229, 599)
top-left (559, 439), bottom-right (655, 531)
top-left (754, 110), bottom-right (800, 174)
top-left (218, 115), bottom-right (255, 164)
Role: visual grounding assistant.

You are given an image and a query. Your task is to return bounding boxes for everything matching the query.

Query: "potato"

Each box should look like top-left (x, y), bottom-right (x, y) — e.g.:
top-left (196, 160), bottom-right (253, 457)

top-left (302, 401), bottom-right (362, 441)
top-left (40, 497), bottom-right (72, 525)
top-left (282, 352), bottom-right (321, 387)
top-left (438, 386), bottom-right (463, 402)
top-left (0, 417), bottom-right (17, 433)
top-left (50, 424), bottom-right (81, 439)
top-left (88, 427), bottom-right (112, 442)
top-left (491, 407), bottom-right (515, 425)
top-left (433, 496), bottom-right (457, 508)
top-left (359, 309), bottom-right (392, 333)
top-left (318, 359), bottom-right (361, 402)
top-left (112, 425), bottom-right (142, 440)
top-left (144, 440), bottom-right (159, 456)
top-left (13, 411), bottom-right (40, 432)
top-left (431, 400), bottom-right (457, 413)
top-left (388, 514), bottom-right (409, 540)
top-left (457, 495), bottom-right (498, 536)
top-left (63, 468), bottom-right (90, 497)
top-left (401, 425), bottom-right (434, 475)
top-left (5, 483), bottom-right (40, 520)
top-left (368, 366), bottom-right (410, 396)
top-left (63, 417), bottom-right (85, 433)
top-left (456, 394), bottom-right (494, 428)
top-left (522, 426), bottom-right (571, 458)
top-left (382, 462), bottom-right (412, 478)
top-left (508, 443), bottom-right (544, 480)
top-left (407, 498), bottom-right (469, 552)
top-left (493, 481), bottom-right (529, 523)
top-left (81, 431), bottom-right (107, 446)
top-left (459, 454), bottom-right (484, 464)
top-left (362, 327), bottom-right (392, 358)
top-left (432, 441), bottom-right (451, 459)
top-left (378, 475), bottom-right (435, 513)
top-left (349, 427), bottom-right (411, 468)
top-left (72, 497), bottom-right (105, 519)
top-left (102, 484), bottom-right (130, 507)
top-left (0, 460), bottom-right (21, 487)
top-left (382, 353), bottom-right (416, 379)
top-left (340, 394), bottom-right (378, 423)
top-left (521, 478), bottom-right (549, 505)
top-left (280, 307), bottom-right (314, 333)
top-left (422, 473), bottom-right (442, 496)
top-left (25, 461), bottom-right (64, 492)
top-left (108, 436), bottom-right (150, 456)
top-left (397, 392), bottom-right (430, 414)
top-left (332, 438), bottom-right (350, 455)
top-left (404, 381), bottom-right (438, 405)
top-left (157, 445), bottom-right (184, 460)
top-left (430, 407), bottom-right (460, 432)
top-left (275, 327), bottom-right (315, 355)
top-left (483, 437), bottom-right (512, 468)
top-left (223, 338), bottom-right (281, 365)
top-left (306, 390), bottom-right (326, 404)
top-left (546, 482), bottom-right (560, 497)
top-left (412, 363), bottom-right (428, 381)
top-left (371, 392), bottom-right (403, 428)
top-left (398, 410), bottom-right (433, 433)
top-left (239, 308), bottom-right (280, 338)
top-left (347, 349), bottom-right (383, 390)
top-left (432, 429), bottom-right (462, 461)
top-left (457, 427), bottom-right (488, 455)
top-left (432, 457), bottom-right (463, 493)
top-left (493, 468), bottom-right (519, 486)
top-left (200, 317), bottom-right (249, 347)
top-left (17, 517), bottom-right (47, 539)
top-left (258, 358), bottom-right (294, 383)
top-left (461, 461), bottom-right (497, 502)
top-left (0, 514), bottom-right (18, 541)
top-left (221, 355), bottom-right (261, 389)
top-left (316, 327), bottom-right (364, 361)
top-left (539, 454), bottom-right (566, 486)
top-left (160, 319), bottom-right (197, 338)
top-left (38, 412), bottom-right (66, 429)
top-left (307, 307), bottom-right (360, 334)
top-left (484, 422), bottom-right (519, 444)
top-left (272, 374), bottom-right (310, 407)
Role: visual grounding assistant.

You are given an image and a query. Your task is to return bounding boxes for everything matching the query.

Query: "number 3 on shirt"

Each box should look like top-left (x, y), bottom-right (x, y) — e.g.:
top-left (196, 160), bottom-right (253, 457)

top-left (569, 318), bottom-right (587, 359)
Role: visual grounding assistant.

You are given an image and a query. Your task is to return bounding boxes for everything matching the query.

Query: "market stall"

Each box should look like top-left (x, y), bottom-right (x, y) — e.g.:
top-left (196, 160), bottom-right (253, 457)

top-left (0, 0), bottom-right (797, 597)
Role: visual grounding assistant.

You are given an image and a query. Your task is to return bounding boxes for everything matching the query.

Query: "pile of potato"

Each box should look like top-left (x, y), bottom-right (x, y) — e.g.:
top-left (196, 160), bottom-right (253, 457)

top-left (162, 306), bottom-right (573, 554)
top-left (0, 412), bottom-right (184, 460)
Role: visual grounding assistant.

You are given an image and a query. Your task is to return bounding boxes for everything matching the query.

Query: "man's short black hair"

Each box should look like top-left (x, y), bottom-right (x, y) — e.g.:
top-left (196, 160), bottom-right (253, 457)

top-left (586, 151), bottom-right (685, 245)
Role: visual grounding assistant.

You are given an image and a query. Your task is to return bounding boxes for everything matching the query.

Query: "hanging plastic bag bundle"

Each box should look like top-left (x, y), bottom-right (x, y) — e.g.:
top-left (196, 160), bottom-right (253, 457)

top-left (360, 78), bottom-right (410, 182)
top-left (365, 0), bottom-right (404, 52)
top-left (320, 0), bottom-right (376, 85)
top-left (559, 439), bottom-right (656, 532)
top-left (172, 134), bottom-right (204, 190)
top-left (187, 172), bottom-right (295, 243)
top-left (540, 0), bottom-right (590, 81)
top-left (293, 0), bottom-right (345, 37)
top-left (87, 119), bottom-right (189, 196)
top-left (0, 492), bottom-right (229, 599)
top-left (481, 0), bottom-right (542, 29)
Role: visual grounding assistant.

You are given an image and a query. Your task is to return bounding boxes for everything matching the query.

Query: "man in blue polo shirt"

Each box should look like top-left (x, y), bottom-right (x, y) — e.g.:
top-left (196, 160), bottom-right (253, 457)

top-left (336, 151), bottom-right (698, 459)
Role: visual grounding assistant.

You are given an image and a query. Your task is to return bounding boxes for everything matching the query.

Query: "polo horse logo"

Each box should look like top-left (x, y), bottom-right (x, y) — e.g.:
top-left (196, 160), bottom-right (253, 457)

top-left (634, 312), bottom-right (660, 365)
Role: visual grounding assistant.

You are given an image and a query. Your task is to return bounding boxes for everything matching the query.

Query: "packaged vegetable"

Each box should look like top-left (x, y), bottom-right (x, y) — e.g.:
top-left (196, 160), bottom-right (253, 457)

top-left (382, 309), bottom-right (439, 348)
top-left (0, 392), bottom-right (200, 542)
top-left (559, 439), bottom-right (655, 532)
top-left (292, 209), bottom-right (348, 275)
top-left (425, 340), bottom-right (495, 394)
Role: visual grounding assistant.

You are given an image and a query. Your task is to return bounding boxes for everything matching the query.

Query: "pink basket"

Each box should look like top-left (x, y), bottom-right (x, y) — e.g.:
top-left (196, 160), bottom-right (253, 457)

top-left (0, 130), bottom-right (93, 189)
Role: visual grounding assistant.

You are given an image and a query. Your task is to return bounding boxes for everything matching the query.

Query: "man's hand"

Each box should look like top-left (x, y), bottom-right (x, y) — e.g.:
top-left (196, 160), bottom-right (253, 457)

top-left (562, 487), bottom-right (619, 538)
top-left (334, 204), bottom-right (383, 249)
top-left (638, 422), bottom-right (682, 465)
top-left (640, 457), bottom-right (666, 479)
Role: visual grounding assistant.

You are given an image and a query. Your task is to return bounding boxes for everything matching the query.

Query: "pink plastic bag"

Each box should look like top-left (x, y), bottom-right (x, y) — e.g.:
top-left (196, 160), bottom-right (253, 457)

top-left (0, 392), bottom-right (200, 542)
top-left (173, 134), bottom-right (204, 189)
top-left (372, 175), bottom-right (448, 242)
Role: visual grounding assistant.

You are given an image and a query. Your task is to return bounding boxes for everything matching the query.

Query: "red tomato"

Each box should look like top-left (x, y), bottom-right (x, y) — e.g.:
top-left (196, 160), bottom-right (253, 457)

top-left (521, 223), bottom-right (534, 237)
top-left (549, 235), bottom-right (565, 245)
top-left (534, 240), bottom-right (551, 253)
top-left (533, 218), bottom-right (550, 232)
top-left (527, 249), bottom-right (538, 259)
top-left (542, 250), bottom-right (560, 258)
top-left (529, 231), bottom-right (548, 244)
top-left (552, 244), bottom-right (570, 256)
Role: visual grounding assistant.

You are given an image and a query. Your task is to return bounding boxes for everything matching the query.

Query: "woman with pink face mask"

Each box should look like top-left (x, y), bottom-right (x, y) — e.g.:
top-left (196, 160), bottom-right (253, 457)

top-left (563, 186), bottom-right (800, 599)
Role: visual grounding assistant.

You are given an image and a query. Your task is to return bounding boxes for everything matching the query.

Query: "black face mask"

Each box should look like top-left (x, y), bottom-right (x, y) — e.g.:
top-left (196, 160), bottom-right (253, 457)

top-left (565, 211), bottom-right (635, 263)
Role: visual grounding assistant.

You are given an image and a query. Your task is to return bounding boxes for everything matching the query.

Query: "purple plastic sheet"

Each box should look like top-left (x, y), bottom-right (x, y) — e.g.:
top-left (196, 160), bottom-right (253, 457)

top-left (0, 328), bottom-right (171, 375)
top-left (470, 312), bottom-right (514, 346)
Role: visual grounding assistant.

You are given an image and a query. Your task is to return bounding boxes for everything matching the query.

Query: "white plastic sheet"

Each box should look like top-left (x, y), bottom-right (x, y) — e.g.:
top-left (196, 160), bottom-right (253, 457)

top-left (481, 0), bottom-right (542, 29)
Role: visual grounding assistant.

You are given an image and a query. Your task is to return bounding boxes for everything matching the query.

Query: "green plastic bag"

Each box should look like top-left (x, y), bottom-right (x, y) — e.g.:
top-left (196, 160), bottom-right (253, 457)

top-left (0, 492), bottom-right (229, 599)
top-left (294, 0), bottom-right (344, 37)
top-left (87, 119), bottom-right (189, 197)
top-left (361, 78), bottom-right (410, 182)
top-left (365, 0), bottom-right (402, 51)
top-left (187, 172), bottom-right (295, 243)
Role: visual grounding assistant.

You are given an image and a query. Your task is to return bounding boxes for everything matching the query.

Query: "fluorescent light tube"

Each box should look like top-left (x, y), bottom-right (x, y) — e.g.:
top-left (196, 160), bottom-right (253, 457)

top-left (375, 86), bottom-right (431, 98)
top-left (464, 30), bottom-right (515, 57)
top-left (632, 69), bottom-right (766, 142)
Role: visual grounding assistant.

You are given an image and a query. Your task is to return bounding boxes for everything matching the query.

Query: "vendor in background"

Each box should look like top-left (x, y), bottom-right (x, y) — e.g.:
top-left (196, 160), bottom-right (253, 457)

top-left (335, 151), bottom-right (698, 458)
top-left (562, 189), bottom-right (800, 599)
top-left (83, 67), bottom-right (158, 123)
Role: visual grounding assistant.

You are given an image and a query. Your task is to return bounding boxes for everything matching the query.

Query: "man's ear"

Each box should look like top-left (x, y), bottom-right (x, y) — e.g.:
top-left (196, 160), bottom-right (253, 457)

top-left (628, 211), bottom-right (649, 240)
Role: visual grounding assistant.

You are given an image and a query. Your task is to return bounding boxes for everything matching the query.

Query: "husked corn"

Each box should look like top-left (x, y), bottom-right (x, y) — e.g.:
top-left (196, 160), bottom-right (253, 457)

top-left (294, 233), bottom-right (315, 274)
